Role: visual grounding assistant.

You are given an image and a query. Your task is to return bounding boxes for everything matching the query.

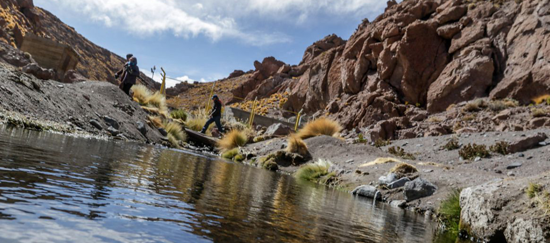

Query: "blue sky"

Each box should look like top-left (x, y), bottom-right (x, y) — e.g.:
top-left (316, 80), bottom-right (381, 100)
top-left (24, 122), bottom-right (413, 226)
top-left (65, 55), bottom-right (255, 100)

top-left (35, 0), bottom-right (387, 87)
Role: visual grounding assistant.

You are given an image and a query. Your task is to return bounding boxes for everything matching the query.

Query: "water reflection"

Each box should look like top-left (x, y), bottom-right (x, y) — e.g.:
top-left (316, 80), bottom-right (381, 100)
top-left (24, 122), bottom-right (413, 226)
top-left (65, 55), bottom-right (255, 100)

top-left (0, 126), bottom-right (440, 242)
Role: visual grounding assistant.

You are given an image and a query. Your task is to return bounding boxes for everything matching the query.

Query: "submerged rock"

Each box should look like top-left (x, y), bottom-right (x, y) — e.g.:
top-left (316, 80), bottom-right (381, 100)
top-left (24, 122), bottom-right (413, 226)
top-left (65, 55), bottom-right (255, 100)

top-left (351, 185), bottom-right (381, 200)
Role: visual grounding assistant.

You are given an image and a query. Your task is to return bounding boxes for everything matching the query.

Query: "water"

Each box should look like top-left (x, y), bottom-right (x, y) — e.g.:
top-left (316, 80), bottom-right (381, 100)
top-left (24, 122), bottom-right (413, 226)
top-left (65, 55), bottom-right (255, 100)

top-left (0, 126), bottom-right (442, 242)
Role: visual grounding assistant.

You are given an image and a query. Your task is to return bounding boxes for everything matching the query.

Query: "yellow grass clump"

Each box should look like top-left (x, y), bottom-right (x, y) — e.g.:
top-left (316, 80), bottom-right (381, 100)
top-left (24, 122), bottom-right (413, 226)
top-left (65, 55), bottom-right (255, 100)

top-left (217, 130), bottom-right (247, 151)
top-left (286, 135), bottom-right (309, 156)
top-left (131, 84), bottom-right (152, 105)
top-left (297, 117), bottom-right (342, 139)
top-left (532, 94), bottom-right (550, 105)
top-left (359, 157), bottom-right (402, 168)
top-left (148, 116), bottom-right (163, 128)
top-left (390, 163), bottom-right (418, 174)
top-left (163, 121), bottom-right (186, 142)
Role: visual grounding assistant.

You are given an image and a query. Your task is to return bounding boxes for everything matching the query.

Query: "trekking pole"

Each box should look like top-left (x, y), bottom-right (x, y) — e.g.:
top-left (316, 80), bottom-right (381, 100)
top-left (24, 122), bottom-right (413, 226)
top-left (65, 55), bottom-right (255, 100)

top-left (160, 68), bottom-right (167, 96)
top-left (249, 98), bottom-right (257, 127)
top-left (206, 82), bottom-right (216, 111)
top-left (295, 109), bottom-right (303, 132)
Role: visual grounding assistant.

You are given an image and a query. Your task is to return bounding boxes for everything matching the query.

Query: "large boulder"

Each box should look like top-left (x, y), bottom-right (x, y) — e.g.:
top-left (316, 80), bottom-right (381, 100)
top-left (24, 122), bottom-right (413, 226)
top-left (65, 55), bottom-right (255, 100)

top-left (507, 132), bottom-right (547, 153)
top-left (395, 21), bottom-right (449, 106)
top-left (264, 123), bottom-right (292, 137)
top-left (352, 185), bottom-right (382, 200)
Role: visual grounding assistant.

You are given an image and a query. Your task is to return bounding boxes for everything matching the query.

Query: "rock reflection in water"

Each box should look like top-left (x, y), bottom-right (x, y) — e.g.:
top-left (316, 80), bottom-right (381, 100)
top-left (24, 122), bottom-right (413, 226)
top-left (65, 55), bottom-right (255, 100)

top-left (0, 126), bottom-right (438, 242)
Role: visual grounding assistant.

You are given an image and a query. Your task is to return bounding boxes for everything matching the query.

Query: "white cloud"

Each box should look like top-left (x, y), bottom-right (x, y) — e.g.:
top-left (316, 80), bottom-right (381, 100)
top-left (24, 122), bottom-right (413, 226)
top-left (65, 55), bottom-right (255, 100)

top-left (40, 0), bottom-right (386, 46)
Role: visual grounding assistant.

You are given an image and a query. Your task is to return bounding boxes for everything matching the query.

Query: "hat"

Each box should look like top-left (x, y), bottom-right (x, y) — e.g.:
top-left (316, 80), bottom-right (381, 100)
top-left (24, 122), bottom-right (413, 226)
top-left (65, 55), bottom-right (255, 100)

top-left (126, 54), bottom-right (134, 60)
top-left (212, 94), bottom-right (218, 100)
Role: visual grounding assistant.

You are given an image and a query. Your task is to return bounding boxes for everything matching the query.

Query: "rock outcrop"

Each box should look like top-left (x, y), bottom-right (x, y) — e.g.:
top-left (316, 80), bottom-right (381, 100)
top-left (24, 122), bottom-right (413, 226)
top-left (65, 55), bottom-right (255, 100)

top-left (0, 0), bottom-right (159, 89)
top-left (229, 0), bottom-right (550, 136)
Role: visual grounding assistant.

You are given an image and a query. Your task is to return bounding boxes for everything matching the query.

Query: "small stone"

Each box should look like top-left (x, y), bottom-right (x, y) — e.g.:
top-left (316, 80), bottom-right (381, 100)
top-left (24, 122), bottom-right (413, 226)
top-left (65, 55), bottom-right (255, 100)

top-left (518, 154), bottom-right (525, 158)
top-left (494, 169), bottom-right (502, 174)
top-left (345, 159), bottom-right (354, 163)
top-left (474, 157), bottom-right (481, 162)
top-left (390, 200), bottom-right (407, 208)
top-left (351, 185), bottom-right (382, 200)
top-left (103, 116), bottom-right (119, 129)
top-left (404, 178), bottom-right (437, 201)
top-left (507, 171), bottom-right (515, 177)
top-left (507, 162), bottom-right (522, 170)
top-left (107, 126), bottom-right (120, 136)
top-left (89, 119), bottom-right (103, 130)
top-left (539, 142), bottom-right (547, 146)
top-left (402, 142), bottom-right (408, 147)
top-left (527, 156), bottom-right (533, 160)
top-left (57, 84), bottom-right (64, 88)
top-left (136, 121), bottom-right (147, 136)
top-left (158, 128), bottom-right (168, 136)
top-left (424, 169), bottom-right (434, 173)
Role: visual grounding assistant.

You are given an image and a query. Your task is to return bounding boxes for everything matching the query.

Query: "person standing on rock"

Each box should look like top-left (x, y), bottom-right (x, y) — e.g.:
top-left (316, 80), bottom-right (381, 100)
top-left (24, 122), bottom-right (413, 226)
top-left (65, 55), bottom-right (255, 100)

top-left (119, 57), bottom-right (140, 96)
top-left (114, 53), bottom-right (133, 81)
top-left (200, 95), bottom-right (225, 135)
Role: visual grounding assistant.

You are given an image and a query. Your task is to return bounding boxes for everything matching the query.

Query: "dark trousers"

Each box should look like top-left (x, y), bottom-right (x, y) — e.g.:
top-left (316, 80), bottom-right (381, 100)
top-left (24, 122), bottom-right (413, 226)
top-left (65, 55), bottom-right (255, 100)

top-left (201, 116), bottom-right (224, 133)
top-left (121, 82), bottom-right (133, 96)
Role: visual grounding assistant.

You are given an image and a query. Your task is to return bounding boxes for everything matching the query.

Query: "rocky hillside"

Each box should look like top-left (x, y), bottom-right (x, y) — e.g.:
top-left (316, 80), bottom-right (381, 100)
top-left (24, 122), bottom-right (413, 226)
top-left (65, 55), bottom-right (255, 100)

top-left (227, 0), bottom-right (550, 137)
top-left (0, 0), bottom-right (158, 89)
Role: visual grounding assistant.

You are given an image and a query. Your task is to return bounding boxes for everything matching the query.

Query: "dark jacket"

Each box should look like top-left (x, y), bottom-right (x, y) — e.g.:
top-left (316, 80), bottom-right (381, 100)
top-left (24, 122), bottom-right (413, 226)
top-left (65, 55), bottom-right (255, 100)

top-left (122, 63), bottom-right (140, 85)
top-left (210, 99), bottom-right (222, 117)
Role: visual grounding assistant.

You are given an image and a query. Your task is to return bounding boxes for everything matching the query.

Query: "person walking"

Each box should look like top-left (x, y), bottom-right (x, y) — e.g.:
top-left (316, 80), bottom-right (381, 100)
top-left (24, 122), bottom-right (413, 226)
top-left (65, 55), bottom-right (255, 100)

top-left (119, 57), bottom-right (140, 96)
top-left (200, 95), bottom-right (225, 135)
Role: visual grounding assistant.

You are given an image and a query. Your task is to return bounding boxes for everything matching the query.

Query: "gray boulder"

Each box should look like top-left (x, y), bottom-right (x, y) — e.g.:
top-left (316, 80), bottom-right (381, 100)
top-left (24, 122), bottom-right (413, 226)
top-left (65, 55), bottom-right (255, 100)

top-left (351, 185), bottom-right (382, 200)
top-left (379, 172), bottom-right (397, 185)
top-left (388, 177), bottom-right (410, 189)
top-left (264, 123), bottom-right (292, 137)
top-left (404, 178), bottom-right (437, 201)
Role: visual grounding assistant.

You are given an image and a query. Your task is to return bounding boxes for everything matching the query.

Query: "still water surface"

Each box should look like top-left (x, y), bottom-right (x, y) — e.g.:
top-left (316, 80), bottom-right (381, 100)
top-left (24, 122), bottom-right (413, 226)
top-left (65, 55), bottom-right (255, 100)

top-left (0, 126), bottom-right (441, 242)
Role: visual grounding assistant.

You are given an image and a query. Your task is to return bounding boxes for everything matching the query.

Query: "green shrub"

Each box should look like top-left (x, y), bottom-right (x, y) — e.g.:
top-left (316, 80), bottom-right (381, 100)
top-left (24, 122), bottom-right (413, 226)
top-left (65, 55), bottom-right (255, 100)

top-left (356, 133), bottom-right (367, 144)
top-left (374, 138), bottom-right (391, 148)
top-left (170, 109), bottom-right (187, 121)
top-left (438, 189), bottom-right (462, 235)
top-left (526, 183), bottom-right (542, 199)
top-left (442, 136), bottom-right (460, 151)
top-left (388, 146), bottom-right (416, 160)
top-left (222, 148), bottom-right (239, 160)
top-left (295, 159), bottom-right (333, 184)
top-left (490, 141), bottom-right (509, 155)
top-left (459, 143), bottom-right (490, 160)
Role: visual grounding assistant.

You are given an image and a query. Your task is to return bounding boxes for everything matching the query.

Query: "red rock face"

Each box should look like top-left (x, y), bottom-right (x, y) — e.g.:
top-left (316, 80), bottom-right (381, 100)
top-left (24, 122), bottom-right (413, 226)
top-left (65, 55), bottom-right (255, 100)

top-left (230, 0), bottom-right (550, 133)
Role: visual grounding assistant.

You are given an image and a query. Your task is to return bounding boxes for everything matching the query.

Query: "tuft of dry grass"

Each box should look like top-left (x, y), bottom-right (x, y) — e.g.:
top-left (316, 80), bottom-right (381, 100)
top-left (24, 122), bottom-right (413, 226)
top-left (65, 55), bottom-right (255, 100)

top-left (294, 159), bottom-right (335, 185)
top-left (163, 121), bottom-right (186, 141)
top-left (427, 116), bottom-right (443, 123)
top-left (526, 183), bottom-right (543, 199)
top-left (532, 94), bottom-right (550, 105)
top-left (286, 135), bottom-right (309, 156)
top-left (148, 116), bottom-right (163, 128)
top-left (359, 157), bottom-right (402, 167)
top-left (222, 148), bottom-right (239, 160)
top-left (217, 130), bottom-right (247, 151)
top-left (462, 113), bottom-right (477, 121)
top-left (390, 162), bottom-right (418, 174)
top-left (297, 118), bottom-right (342, 139)
top-left (131, 84), bottom-right (152, 105)
top-left (462, 99), bottom-right (487, 112)
top-left (532, 108), bottom-right (548, 118)
top-left (170, 109), bottom-right (187, 121)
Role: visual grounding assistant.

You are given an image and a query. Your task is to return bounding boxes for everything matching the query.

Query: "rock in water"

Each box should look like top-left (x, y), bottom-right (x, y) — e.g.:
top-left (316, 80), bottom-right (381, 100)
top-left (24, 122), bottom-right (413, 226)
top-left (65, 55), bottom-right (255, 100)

top-left (351, 185), bottom-right (381, 200)
top-left (404, 178), bottom-right (437, 201)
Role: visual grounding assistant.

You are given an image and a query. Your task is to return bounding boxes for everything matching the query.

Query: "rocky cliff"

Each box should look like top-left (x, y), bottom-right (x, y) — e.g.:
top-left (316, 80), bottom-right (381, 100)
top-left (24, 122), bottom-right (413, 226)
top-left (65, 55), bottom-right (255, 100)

top-left (230, 0), bottom-right (550, 134)
top-left (0, 0), bottom-right (158, 89)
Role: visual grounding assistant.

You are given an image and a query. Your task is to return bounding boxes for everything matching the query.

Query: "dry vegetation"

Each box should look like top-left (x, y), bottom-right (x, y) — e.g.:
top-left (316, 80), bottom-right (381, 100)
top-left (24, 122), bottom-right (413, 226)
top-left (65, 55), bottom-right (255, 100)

top-left (390, 163), bottom-right (418, 175)
top-left (459, 143), bottom-right (490, 160)
top-left (297, 118), bottom-right (342, 139)
top-left (231, 92), bottom-right (290, 116)
top-left (525, 183), bottom-right (550, 215)
top-left (217, 130), bottom-right (248, 151)
top-left (388, 146), bottom-right (416, 160)
top-left (167, 74), bottom-right (251, 111)
top-left (286, 135), bottom-right (309, 157)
